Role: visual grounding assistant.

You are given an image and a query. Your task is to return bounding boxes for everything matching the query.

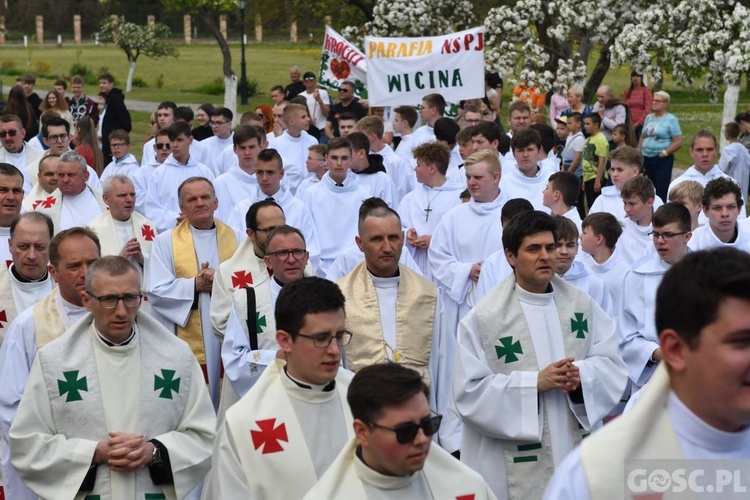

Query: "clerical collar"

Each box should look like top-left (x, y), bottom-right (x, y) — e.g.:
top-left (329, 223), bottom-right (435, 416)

top-left (355, 445), bottom-right (422, 487)
top-left (515, 282), bottom-right (554, 305)
top-left (273, 276), bottom-right (285, 288)
top-left (367, 269), bottom-right (400, 288)
top-left (283, 365), bottom-right (336, 392)
top-left (191, 223), bottom-right (216, 231)
top-left (668, 391), bottom-right (750, 452)
top-left (96, 326), bottom-right (136, 347)
top-left (10, 264), bottom-right (49, 283)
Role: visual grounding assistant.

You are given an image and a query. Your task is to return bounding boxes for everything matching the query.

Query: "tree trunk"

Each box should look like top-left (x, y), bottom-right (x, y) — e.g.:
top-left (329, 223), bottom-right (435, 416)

top-left (201, 8), bottom-right (237, 120)
top-left (126, 60), bottom-right (136, 93)
top-left (652, 74), bottom-right (664, 92)
top-left (343, 0), bottom-right (374, 21)
top-left (576, 35), bottom-right (592, 68)
top-left (721, 82), bottom-right (740, 150)
top-left (583, 40), bottom-right (614, 103)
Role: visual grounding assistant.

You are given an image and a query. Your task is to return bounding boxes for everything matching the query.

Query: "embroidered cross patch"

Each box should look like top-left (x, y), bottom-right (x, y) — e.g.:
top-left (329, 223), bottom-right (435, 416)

top-left (256, 312), bottom-right (267, 334)
top-left (231, 270), bottom-right (253, 289)
top-left (39, 195), bottom-right (56, 209)
top-left (251, 418), bottom-right (288, 454)
top-left (456, 495), bottom-right (476, 500)
top-left (58, 370), bottom-right (88, 402)
top-left (141, 225), bottom-right (156, 241)
top-left (0, 310), bottom-right (7, 329)
top-left (571, 312), bottom-right (588, 339)
top-left (154, 369), bottom-right (181, 399)
top-left (495, 336), bottom-right (523, 363)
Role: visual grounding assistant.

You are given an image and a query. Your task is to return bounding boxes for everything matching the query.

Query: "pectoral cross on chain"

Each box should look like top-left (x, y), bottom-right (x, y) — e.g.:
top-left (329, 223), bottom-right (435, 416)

top-left (424, 206), bottom-right (433, 222)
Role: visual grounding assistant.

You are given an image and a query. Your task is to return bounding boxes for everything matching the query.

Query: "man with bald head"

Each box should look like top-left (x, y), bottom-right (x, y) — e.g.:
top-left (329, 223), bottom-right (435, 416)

top-left (592, 85), bottom-right (627, 143)
top-left (34, 150), bottom-right (107, 233)
top-left (88, 174), bottom-right (157, 267)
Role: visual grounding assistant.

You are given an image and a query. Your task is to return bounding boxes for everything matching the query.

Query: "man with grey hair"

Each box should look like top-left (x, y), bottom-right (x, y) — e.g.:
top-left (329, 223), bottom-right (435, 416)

top-left (34, 150), bottom-right (106, 233)
top-left (10, 255), bottom-right (216, 499)
top-left (285, 65), bottom-right (305, 100)
top-left (592, 85), bottom-right (627, 142)
top-left (88, 174), bottom-right (157, 267)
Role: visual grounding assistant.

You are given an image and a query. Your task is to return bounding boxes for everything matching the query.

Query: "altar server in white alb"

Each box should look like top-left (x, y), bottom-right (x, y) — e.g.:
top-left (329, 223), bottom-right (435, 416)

top-left (10, 256), bottom-right (216, 500)
top-left (147, 177), bottom-right (240, 409)
top-left (336, 199), bottom-right (461, 453)
top-left (212, 125), bottom-right (263, 223)
top-left (545, 247), bottom-right (750, 500)
top-left (267, 103), bottom-right (318, 194)
top-left (88, 174), bottom-right (157, 267)
top-left (398, 141), bottom-right (463, 280)
top-left (453, 210), bottom-right (628, 500)
top-left (202, 277), bottom-right (355, 498)
top-left (305, 363), bottom-right (496, 500)
top-left (34, 150), bottom-right (107, 234)
top-left (688, 176), bottom-right (750, 252)
top-left (0, 227), bottom-right (101, 500)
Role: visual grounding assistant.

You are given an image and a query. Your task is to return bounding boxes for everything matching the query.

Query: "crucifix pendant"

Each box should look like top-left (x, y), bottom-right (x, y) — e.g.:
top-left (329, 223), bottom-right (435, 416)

top-left (424, 206), bottom-right (432, 222)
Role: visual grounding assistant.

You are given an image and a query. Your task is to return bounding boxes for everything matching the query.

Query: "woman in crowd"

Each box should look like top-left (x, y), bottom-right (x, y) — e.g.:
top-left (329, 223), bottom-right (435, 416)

top-left (560, 85), bottom-right (592, 132)
top-left (74, 117), bottom-right (105, 175)
top-left (639, 90), bottom-right (683, 202)
top-left (255, 104), bottom-right (275, 136)
top-left (39, 90), bottom-right (74, 132)
top-left (192, 103), bottom-right (216, 141)
top-left (3, 85), bottom-right (38, 137)
top-left (623, 71), bottom-right (653, 141)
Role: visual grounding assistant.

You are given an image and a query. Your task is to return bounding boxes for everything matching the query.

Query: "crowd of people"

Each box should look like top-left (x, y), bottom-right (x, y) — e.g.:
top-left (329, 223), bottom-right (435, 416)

top-left (0, 63), bottom-right (748, 499)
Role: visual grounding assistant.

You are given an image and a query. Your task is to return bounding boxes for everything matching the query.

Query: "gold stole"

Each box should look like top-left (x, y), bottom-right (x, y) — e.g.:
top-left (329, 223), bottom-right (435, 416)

top-left (336, 263), bottom-right (436, 384)
top-left (33, 290), bottom-right (67, 348)
top-left (171, 220), bottom-right (237, 365)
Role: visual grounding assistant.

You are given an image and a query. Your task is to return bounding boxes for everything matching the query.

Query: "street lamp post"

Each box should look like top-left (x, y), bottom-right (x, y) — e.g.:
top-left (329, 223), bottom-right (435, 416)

top-left (239, 0), bottom-right (248, 105)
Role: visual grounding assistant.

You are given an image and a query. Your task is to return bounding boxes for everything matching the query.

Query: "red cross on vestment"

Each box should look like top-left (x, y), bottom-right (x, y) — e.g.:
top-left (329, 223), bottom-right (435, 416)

top-left (141, 224), bottom-right (155, 241)
top-left (231, 270), bottom-right (253, 289)
top-left (251, 418), bottom-right (288, 454)
top-left (0, 310), bottom-right (7, 329)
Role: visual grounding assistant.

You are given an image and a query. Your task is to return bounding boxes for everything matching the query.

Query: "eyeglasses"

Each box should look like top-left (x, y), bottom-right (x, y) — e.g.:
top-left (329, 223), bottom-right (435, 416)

top-left (304, 77), bottom-right (316, 81)
top-left (47, 133), bottom-right (69, 143)
top-left (86, 292), bottom-right (143, 309)
top-left (267, 248), bottom-right (307, 260)
top-left (110, 142), bottom-right (127, 149)
top-left (295, 330), bottom-right (353, 348)
top-left (155, 143), bottom-right (170, 150)
top-left (339, 88), bottom-right (351, 93)
top-left (649, 231), bottom-right (687, 241)
top-left (210, 120), bottom-right (229, 127)
top-left (0, 130), bottom-right (19, 138)
top-left (368, 412), bottom-right (443, 444)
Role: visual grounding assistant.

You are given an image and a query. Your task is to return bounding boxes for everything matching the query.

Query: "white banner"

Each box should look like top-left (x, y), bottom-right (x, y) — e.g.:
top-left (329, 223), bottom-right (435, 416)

top-left (365, 27), bottom-right (485, 107)
top-left (319, 26), bottom-right (368, 99)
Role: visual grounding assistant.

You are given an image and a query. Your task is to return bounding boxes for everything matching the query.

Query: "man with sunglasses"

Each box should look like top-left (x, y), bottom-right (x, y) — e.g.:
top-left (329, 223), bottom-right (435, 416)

top-left (619, 202), bottom-right (693, 392)
top-left (0, 227), bottom-right (100, 500)
top-left (203, 276), bottom-right (355, 498)
top-left (325, 80), bottom-right (368, 140)
top-left (0, 114), bottom-right (43, 193)
top-left (305, 363), bottom-right (495, 499)
top-left (10, 255), bottom-right (215, 500)
top-left (453, 210), bottom-right (627, 500)
top-left (133, 128), bottom-right (171, 216)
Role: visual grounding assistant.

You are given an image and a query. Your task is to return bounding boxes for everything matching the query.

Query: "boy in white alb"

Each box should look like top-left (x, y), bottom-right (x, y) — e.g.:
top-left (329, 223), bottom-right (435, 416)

top-left (579, 212), bottom-right (630, 307)
top-left (212, 125), bottom-right (262, 223)
top-left (543, 171), bottom-right (583, 233)
top-left (668, 129), bottom-right (734, 201)
top-left (667, 180), bottom-right (703, 230)
top-left (617, 175), bottom-right (656, 265)
top-left (268, 103), bottom-right (318, 194)
top-left (688, 176), bottom-right (750, 252)
top-left (499, 128), bottom-right (553, 211)
top-left (347, 132), bottom-right (395, 207)
top-left (100, 129), bottom-right (139, 181)
top-left (295, 144), bottom-right (328, 199)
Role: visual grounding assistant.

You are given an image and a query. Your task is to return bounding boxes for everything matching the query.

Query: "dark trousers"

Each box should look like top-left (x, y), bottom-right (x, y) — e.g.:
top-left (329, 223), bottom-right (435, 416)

top-left (584, 178), bottom-right (600, 212)
top-left (644, 154), bottom-right (675, 202)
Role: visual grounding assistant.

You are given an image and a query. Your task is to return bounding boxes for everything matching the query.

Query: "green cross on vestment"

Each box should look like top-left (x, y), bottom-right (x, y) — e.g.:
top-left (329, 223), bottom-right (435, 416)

top-left (58, 370), bottom-right (88, 402)
top-left (495, 336), bottom-right (523, 363)
top-left (256, 312), bottom-right (267, 334)
top-left (154, 369), bottom-right (181, 399)
top-left (570, 312), bottom-right (588, 339)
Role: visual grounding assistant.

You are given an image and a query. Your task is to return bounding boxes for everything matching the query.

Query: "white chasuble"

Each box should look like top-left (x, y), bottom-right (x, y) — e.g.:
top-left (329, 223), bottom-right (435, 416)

top-left (34, 186), bottom-right (106, 234)
top-left (88, 210), bottom-right (157, 261)
top-left (203, 360), bottom-right (353, 499)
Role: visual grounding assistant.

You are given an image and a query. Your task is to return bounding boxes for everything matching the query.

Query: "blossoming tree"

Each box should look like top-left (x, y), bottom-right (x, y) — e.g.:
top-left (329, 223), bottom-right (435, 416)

top-left (612, 0), bottom-right (750, 147)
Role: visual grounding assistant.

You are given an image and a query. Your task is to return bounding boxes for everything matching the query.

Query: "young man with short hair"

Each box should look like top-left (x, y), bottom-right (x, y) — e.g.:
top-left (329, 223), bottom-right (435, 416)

top-left (410, 93), bottom-right (446, 149)
top-left (506, 101), bottom-right (531, 137)
top-left (579, 212), bottom-right (629, 307)
top-left (213, 125), bottom-right (264, 223)
top-left (305, 363), bottom-right (494, 499)
top-left (393, 105), bottom-right (418, 164)
top-left (618, 175), bottom-right (656, 265)
top-left (204, 277), bottom-right (355, 497)
top-left (296, 144), bottom-right (327, 199)
top-left (67, 75), bottom-right (99, 126)
top-left (433, 117), bottom-right (464, 176)
top-left (98, 73), bottom-right (131, 161)
top-left (0, 113), bottom-right (43, 193)
top-left (336, 112), bottom-right (357, 138)
top-left (582, 113), bottom-right (609, 209)
top-left (668, 129), bottom-right (734, 200)
top-left (453, 210), bottom-right (627, 500)
top-left (543, 171), bottom-right (583, 232)
top-left (268, 103), bottom-right (318, 194)
top-left (500, 128), bottom-right (553, 211)
top-left (346, 132), bottom-right (395, 207)
top-left (667, 180), bottom-right (703, 230)
top-left (688, 176), bottom-right (750, 251)
top-left (203, 107), bottom-right (235, 176)
top-left (100, 129), bottom-right (139, 180)
top-left (531, 123), bottom-right (560, 173)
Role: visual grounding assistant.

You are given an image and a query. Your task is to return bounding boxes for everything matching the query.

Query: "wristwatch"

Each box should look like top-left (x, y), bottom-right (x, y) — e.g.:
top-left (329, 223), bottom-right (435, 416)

top-left (151, 443), bottom-right (163, 466)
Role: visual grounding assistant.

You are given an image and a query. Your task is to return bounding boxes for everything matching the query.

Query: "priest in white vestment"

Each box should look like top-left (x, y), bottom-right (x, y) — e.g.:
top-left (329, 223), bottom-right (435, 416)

top-left (619, 202), bottom-right (693, 391)
top-left (0, 163), bottom-right (24, 267)
top-left (398, 141), bottom-right (463, 281)
top-left (21, 154), bottom-right (59, 213)
top-left (326, 241), bottom-right (422, 281)
top-left (10, 256), bottom-right (215, 500)
top-left (143, 122), bottom-right (215, 233)
top-left (226, 149), bottom-right (321, 270)
top-left (429, 150), bottom-right (507, 326)
top-left (305, 364), bottom-right (496, 500)
top-left (0, 115), bottom-right (43, 193)
top-left (544, 247), bottom-right (750, 500)
top-left (267, 103), bottom-right (318, 194)
top-left (34, 150), bottom-right (107, 234)
top-left (147, 177), bottom-right (240, 409)
top-left (336, 201), bottom-right (462, 453)
top-left (0, 227), bottom-right (101, 500)
top-left (299, 138), bottom-right (376, 277)
top-left (453, 211), bottom-right (627, 499)
top-left (202, 277), bottom-right (355, 498)
top-left (213, 125), bottom-right (263, 223)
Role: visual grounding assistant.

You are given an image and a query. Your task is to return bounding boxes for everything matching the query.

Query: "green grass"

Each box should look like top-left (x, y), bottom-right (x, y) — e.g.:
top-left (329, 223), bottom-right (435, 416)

top-left (2, 42), bottom-right (749, 167)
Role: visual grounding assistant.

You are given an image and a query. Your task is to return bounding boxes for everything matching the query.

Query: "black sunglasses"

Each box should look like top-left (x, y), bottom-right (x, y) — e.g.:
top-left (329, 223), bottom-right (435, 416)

top-left (0, 130), bottom-right (19, 138)
top-left (368, 413), bottom-right (442, 444)
top-left (155, 143), bottom-right (170, 150)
